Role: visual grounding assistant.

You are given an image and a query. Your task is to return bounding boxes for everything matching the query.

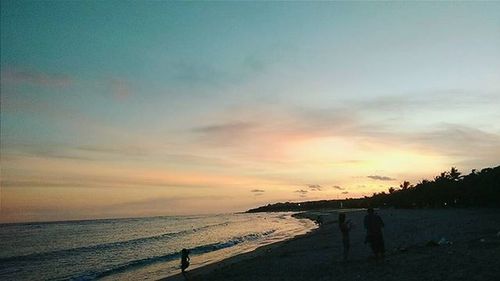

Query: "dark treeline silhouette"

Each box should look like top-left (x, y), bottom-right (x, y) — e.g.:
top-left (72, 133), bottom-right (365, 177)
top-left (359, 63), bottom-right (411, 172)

top-left (247, 165), bottom-right (500, 213)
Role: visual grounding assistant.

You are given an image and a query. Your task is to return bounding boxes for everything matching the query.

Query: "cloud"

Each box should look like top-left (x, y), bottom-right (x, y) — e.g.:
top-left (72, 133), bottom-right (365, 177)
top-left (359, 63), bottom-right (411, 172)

top-left (1, 180), bottom-right (90, 188)
top-left (194, 122), bottom-right (257, 135)
top-left (188, 88), bottom-right (500, 164)
top-left (405, 124), bottom-right (500, 169)
top-left (2, 143), bottom-right (149, 162)
top-left (1, 68), bottom-right (72, 87)
top-left (188, 105), bottom-right (370, 160)
top-left (307, 184), bottom-right (322, 191)
top-left (0, 176), bottom-right (207, 189)
top-left (106, 195), bottom-right (232, 212)
top-left (342, 191), bottom-right (349, 194)
top-left (0, 152), bottom-right (253, 190)
top-left (294, 189), bottom-right (308, 198)
top-left (167, 53), bottom-right (273, 87)
top-left (412, 124), bottom-right (500, 152)
top-left (250, 189), bottom-right (265, 193)
top-left (294, 189), bottom-right (308, 195)
top-left (191, 121), bottom-right (265, 151)
top-left (367, 175), bottom-right (396, 181)
top-left (349, 89), bottom-right (500, 116)
top-left (332, 185), bottom-right (344, 190)
top-left (2, 143), bottom-right (96, 161)
top-left (77, 144), bottom-right (147, 157)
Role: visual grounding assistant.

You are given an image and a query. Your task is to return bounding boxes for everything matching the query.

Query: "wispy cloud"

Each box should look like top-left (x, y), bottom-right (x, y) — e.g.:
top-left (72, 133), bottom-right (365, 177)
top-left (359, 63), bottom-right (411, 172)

top-left (332, 185), bottom-right (344, 190)
top-left (77, 144), bottom-right (147, 157)
top-left (406, 124), bottom-right (500, 169)
top-left (168, 53), bottom-right (274, 87)
top-left (1, 67), bottom-right (72, 87)
top-left (307, 184), bottom-right (322, 191)
top-left (9, 145), bottom-right (93, 161)
top-left (352, 89), bottom-right (500, 113)
top-left (193, 122), bottom-right (257, 135)
top-left (250, 188), bottom-right (265, 196)
top-left (0, 176), bottom-right (210, 189)
top-left (1, 151), bottom-right (265, 190)
top-left (190, 89), bottom-right (500, 160)
top-left (367, 175), bottom-right (396, 181)
top-left (187, 105), bottom-right (371, 160)
top-left (105, 195), bottom-right (233, 212)
top-left (294, 189), bottom-right (308, 195)
top-left (2, 143), bottom-right (148, 162)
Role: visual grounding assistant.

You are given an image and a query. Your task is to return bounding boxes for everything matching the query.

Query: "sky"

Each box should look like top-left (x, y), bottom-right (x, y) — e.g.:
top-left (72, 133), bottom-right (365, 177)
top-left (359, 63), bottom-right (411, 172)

top-left (1, 1), bottom-right (499, 223)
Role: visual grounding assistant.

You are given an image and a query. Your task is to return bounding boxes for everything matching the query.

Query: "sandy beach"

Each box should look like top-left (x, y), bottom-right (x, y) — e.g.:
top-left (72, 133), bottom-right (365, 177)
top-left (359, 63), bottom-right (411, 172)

top-left (163, 209), bottom-right (500, 281)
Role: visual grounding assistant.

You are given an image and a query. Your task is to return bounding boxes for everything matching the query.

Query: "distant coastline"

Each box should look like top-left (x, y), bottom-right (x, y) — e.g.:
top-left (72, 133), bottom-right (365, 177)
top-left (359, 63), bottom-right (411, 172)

top-left (246, 165), bottom-right (500, 213)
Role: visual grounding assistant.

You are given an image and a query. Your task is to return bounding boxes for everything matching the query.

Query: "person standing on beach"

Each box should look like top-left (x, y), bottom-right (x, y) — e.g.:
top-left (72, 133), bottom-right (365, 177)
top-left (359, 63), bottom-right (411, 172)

top-left (338, 213), bottom-right (352, 261)
top-left (364, 208), bottom-right (385, 259)
top-left (180, 248), bottom-right (190, 276)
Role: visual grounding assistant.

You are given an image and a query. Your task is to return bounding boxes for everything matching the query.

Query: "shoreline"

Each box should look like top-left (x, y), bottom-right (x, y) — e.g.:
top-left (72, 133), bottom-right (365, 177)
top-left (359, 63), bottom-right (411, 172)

top-left (160, 209), bottom-right (353, 281)
top-left (161, 208), bottom-right (500, 281)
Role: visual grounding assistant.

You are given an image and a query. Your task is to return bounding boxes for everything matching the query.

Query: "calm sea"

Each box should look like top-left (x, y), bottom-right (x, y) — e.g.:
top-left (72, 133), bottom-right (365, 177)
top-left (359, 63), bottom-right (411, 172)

top-left (0, 212), bottom-right (316, 280)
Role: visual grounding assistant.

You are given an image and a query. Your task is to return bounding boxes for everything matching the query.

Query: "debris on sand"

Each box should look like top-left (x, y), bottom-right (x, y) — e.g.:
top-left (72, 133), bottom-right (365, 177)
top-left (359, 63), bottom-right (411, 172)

top-left (438, 237), bottom-right (453, 245)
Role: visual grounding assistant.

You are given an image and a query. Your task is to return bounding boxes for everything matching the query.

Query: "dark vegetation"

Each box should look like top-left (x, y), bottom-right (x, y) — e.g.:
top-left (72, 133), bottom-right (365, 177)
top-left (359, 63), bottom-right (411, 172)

top-left (247, 165), bottom-right (500, 212)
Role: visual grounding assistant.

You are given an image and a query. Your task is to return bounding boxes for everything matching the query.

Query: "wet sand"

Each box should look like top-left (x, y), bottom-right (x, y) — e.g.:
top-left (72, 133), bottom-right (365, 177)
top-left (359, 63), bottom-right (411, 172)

top-left (162, 209), bottom-right (500, 281)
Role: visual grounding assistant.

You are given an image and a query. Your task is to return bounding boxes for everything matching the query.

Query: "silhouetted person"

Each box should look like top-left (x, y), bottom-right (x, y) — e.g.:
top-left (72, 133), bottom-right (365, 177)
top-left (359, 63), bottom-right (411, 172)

top-left (338, 213), bottom-right (352, 261)
top-left (316, 215), bottom-right (324, 226)
top-left (180, 248), bottom-right (190, 276)
top-left (364, 208), bottom-right (385, 259)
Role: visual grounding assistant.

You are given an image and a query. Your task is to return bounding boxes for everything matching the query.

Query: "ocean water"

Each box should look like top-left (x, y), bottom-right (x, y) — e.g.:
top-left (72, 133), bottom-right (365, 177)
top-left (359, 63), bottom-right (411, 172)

top-left (0, 212), bottom-right (316, 280)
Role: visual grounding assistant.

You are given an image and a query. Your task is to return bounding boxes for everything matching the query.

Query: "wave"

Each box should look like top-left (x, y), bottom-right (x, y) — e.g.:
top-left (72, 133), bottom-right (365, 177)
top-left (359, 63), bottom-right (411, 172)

top-left (192, 229), bottom-right (276, 254)
top-left (0, 221), bottom-right (231, 264)
top-left (68, 230), bottom-right (276, 281)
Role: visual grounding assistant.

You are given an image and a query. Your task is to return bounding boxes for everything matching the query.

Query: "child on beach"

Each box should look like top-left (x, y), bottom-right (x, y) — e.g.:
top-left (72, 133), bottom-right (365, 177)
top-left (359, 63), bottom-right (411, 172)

top-left (180, 248), bottom-right (190, 275)
top-left (338, 213), bottom-right (352, 261)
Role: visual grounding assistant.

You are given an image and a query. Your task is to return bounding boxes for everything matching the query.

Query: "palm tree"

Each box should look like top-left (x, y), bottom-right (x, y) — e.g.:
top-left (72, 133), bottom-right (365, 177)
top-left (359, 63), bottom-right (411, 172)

top-left (400, 181), bottom-right (411, 190)
top-left (449, 167), bottom-right (461, 181)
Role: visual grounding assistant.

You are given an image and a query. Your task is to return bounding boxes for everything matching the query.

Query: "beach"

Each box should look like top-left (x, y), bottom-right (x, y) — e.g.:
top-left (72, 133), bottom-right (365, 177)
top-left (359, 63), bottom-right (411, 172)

top-left (163, 209), bottom-right (500, 281)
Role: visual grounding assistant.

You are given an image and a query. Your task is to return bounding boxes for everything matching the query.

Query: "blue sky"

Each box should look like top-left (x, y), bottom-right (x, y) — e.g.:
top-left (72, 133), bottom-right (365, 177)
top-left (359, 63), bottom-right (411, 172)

top-left (1, 1), bottom-right (499, 222)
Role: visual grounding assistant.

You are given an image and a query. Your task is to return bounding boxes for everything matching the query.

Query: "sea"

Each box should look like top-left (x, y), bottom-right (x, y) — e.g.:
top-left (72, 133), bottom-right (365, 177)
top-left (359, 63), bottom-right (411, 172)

top-left (0, 212), bottom-right (317, 280)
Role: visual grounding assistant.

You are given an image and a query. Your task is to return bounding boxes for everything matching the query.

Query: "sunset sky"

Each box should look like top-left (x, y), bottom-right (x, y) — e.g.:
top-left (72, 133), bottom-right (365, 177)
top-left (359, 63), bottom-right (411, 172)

top-left (1, 1), bottom-right (499, 222)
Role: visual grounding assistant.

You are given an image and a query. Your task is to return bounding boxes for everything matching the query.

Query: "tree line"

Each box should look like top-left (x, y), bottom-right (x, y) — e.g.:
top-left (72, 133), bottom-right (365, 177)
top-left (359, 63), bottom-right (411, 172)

top-left (247, 165), bottom-right (500, 213)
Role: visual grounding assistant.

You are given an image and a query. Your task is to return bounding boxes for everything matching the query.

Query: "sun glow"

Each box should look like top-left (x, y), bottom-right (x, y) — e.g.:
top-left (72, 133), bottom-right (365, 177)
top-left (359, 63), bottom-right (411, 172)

top-left (287, 136), bottom-right (448, 180)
